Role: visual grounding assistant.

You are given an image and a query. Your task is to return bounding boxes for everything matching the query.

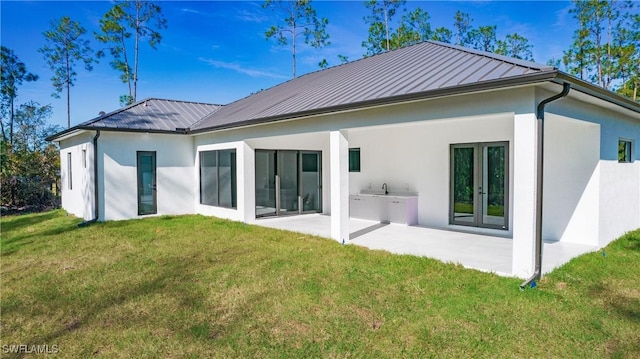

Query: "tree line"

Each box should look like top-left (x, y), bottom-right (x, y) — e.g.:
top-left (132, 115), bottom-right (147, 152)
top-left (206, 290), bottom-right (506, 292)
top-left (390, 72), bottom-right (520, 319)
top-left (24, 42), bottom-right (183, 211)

top-left (268, 0), bottom-right (639, 102)
top-left (1, 0), bottom-right (165, 211)
top-left (1, 0), bottom-right (639, 212)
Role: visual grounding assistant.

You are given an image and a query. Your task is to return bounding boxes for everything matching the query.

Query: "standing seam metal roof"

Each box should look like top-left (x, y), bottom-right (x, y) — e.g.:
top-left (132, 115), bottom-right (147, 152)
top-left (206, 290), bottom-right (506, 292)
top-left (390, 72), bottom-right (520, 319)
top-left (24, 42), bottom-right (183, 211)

top-left (47, 40), bottom-right (639, 142)
top-left (191, 41), bottom-right (555, 132)
top-left (80, 98), bottom-right (222, 131)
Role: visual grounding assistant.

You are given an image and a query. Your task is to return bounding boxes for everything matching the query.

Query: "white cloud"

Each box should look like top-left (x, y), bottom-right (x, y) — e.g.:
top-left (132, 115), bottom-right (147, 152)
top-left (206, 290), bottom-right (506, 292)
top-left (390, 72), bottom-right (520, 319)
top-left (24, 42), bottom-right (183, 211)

top-left (198, 58), bottom-right (287, 79)
top-left (181, 8), bottom-right (201, 15)
top-left (236, 9), bottom-right (268, 23)
top-left (554, 3), bottom-right (573, 29)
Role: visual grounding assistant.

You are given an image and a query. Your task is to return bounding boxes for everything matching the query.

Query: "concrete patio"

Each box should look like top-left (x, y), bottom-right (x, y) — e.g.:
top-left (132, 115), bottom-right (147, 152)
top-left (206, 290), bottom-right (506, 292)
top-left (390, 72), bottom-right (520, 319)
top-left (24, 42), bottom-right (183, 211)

top-left (254, 214), bottom-right (597, 278)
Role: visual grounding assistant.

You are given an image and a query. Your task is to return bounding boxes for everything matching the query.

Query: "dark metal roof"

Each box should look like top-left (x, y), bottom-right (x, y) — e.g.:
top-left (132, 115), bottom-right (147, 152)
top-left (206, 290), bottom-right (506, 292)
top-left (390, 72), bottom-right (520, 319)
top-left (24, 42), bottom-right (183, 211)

top-left (47, 98), bottom-right (221, 140)
top-left (48, 41), bottom-right (639, 142)
top-left (190, 41), bottom-right (558, 132)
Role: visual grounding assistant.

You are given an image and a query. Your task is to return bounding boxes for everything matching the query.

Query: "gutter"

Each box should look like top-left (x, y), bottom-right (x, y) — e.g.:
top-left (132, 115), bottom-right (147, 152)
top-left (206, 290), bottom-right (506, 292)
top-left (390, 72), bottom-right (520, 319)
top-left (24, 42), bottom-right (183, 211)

top-left (78, 130), bottom-right (100, 227)
top-left (520, 83), bottom-right (571, 289)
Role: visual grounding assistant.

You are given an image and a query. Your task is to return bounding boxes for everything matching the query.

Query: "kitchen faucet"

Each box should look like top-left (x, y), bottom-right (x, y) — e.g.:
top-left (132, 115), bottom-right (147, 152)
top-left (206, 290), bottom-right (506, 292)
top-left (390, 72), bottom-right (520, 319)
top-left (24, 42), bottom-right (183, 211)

top-left (382, 182), bottom-right (388, 195)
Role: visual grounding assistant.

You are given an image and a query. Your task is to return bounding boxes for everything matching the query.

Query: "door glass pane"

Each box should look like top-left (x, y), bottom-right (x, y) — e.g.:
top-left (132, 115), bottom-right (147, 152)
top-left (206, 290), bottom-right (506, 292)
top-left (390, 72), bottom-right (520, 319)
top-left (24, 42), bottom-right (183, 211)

top-left (200, 151), bottom-right (218, 206)
top-left (218, 150), bottom-right (236, 208)
top-left (138, 152), bottom-right (156, 215)
top-left (255, 150), bottom-right (276, 216)
top-left (482, 145), bottom-right (506, 228)
top-left (301, 152), bottom-right (321, 212)
top-left (278, 151), bottom-right (299, 214)
top-left (452, 147), bottom-right (475, 224)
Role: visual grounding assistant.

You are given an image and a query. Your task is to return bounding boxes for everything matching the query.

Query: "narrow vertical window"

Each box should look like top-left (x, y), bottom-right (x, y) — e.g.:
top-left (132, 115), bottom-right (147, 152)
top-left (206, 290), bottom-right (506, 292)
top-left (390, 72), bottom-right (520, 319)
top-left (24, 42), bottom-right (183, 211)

top-left (67, 152), bottom-right (73, 190)
top-left (618, 139), bottom-right (632, 163)
top-left (349, 148), bottom-right (360, 172)
top-left (82, 149), bottom-right (87, 168)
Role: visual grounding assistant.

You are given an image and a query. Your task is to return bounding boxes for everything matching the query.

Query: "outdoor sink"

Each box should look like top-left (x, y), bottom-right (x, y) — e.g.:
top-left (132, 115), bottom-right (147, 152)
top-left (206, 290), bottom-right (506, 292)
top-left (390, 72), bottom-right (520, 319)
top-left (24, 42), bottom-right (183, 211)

top-left (358, 190), bottom-right (418, 198)
top-left (360, 189), bottom-right (386, 196)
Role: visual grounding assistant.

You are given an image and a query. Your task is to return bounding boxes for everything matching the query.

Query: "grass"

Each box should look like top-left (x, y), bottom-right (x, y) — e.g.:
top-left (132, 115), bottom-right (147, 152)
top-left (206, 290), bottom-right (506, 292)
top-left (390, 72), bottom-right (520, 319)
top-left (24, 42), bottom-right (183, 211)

top-left (454, 202), bottom-right (504, 217)
top-left (1, 210), bottom-right (639, 358)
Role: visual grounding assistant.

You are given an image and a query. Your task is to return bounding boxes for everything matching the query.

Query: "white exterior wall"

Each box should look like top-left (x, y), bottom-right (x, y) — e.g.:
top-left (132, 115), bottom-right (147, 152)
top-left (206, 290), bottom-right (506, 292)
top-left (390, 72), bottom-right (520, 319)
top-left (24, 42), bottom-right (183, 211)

top-left (595, 111), bottom-right (640, 246)
top-left (59, 132), bottom-right (96, 220)
top-left (99, 132), bottom-right (195, 221)
top-left (543, 115), bottom-right (601, 245)
top-left (347, 114), bottom-right (515, 232)
top-left (542, 89), bottom-right (640, 247)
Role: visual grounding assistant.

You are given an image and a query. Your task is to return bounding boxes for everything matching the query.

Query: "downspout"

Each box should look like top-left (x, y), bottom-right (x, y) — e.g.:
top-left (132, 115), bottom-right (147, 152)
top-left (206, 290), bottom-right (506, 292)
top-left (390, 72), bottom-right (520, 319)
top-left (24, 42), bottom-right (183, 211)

top-left (78, 130), bottom-right (100, 227)
top-left (520, 83), bottom-right (571, 289)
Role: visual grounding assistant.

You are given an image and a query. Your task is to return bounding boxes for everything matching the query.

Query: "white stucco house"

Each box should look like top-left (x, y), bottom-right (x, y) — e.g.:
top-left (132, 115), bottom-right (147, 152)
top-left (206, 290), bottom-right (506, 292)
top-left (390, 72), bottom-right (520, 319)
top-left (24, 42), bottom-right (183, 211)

top-left (48, 41), bottom-right (640, 281)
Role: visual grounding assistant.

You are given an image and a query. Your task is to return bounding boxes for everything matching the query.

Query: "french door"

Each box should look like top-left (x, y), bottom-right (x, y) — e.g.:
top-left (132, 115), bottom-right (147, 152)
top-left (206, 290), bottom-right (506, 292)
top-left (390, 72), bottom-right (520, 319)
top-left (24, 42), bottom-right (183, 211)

top-left (137, 151), bottom-right (157, 215)
top-left (450, 142), bottom-right (508, 229)
top-left (255, 150), bottom-right (322, 217)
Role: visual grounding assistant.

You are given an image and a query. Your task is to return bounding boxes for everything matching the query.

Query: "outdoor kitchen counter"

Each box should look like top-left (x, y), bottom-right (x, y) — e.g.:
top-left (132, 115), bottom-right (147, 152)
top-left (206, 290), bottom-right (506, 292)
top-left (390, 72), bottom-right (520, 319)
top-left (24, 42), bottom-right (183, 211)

top-left (349, 192), bottom-right (418, 225)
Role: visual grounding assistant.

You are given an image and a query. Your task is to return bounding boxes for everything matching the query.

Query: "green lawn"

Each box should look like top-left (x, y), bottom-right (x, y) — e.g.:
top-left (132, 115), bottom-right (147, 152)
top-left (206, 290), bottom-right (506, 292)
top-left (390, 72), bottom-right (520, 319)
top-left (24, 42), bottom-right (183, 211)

top-left (1, 210), bottom-right (639, 358)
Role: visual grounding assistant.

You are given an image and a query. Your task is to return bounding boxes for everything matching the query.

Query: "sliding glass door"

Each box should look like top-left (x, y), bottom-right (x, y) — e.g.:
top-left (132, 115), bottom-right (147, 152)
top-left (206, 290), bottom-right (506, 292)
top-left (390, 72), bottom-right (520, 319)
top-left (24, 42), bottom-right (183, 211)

top-left (255, 150), bottom-right (321, 217)
top-left (450, 142), bottom-right (508, 229)
top-left (278, 151), bottom-right (299, 214)
top-left (255, 150), bottom-right (277, 217)
top-left (300, 152), bottom-right (321, 212)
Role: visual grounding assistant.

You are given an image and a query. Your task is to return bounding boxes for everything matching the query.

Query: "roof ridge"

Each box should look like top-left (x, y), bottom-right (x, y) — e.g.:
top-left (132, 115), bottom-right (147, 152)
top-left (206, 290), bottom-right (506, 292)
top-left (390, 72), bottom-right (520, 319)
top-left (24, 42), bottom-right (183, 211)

top-left (426, 40), bottom-right (555, 72)
top-left (79, 97), bottom-right (154, 127)
top-left (78, 97), bottom-right (223, 128)
top-left (147, 97), bottom-right (224, 107)
top-left (188, 104), bottom-right (224, 129)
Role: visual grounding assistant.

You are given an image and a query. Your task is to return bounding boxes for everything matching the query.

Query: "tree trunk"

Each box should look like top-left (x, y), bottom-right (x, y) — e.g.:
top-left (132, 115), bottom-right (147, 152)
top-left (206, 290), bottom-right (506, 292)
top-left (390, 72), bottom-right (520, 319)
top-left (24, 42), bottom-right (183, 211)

top-left (384, 6), bottom-right (390, 51)
top-left (292, 24), bottom-right (297, 78)
top-left (121, 31), bottom-right (132, 102)
top-left (0, 116), bottom-right (6, 143)
top-left (133, 1), bottom-right (140, 103)
top-left (9, 97), bottom-right (14, 145)
top-left (66, 50), bottom-right (71, 128)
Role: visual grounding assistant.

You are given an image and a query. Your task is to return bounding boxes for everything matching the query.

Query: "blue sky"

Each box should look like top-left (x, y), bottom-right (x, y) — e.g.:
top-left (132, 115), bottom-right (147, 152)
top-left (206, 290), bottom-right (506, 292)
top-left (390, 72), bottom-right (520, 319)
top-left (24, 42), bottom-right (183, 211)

top-left (2, 1), bottom-right (581, 129)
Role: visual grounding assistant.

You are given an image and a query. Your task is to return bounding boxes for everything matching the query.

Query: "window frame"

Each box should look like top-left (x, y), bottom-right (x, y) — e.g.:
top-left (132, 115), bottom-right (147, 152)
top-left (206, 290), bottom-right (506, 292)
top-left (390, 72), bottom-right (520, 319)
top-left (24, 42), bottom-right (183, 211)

top-left (618, 138), bottom-right (633, 163)
top-left (199, 149), bottom-right (237, 209)
top-left (349, 148), bottom-right (361, 172)
top-left (67, 152), bottom-right (73, 190)
top-left (82, 149), bottom-right (87, 168)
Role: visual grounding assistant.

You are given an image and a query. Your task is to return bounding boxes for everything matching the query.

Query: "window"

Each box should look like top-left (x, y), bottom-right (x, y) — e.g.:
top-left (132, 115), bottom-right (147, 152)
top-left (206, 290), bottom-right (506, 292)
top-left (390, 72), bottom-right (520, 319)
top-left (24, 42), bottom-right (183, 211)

top-left (200, 149), bottom-right (237, 208)
top-left (349, 148), bottom-right (360, 172)
top-left (618, 139), bottom-right (632, 163)
top-left (82, 149), bottom-right (87, 168)
top-left (67, 152), bottom-right (72, 190)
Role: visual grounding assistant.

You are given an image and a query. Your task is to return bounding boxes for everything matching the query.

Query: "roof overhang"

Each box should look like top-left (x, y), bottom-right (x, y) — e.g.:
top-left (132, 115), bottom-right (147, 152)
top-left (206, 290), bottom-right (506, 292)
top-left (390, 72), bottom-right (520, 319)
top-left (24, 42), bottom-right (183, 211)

top-left (189, 70), bottom-right (562, 135)
top-left (46, 126), bottom-right (189, 142)
top-left (553, 73), bottom-right (640, 117)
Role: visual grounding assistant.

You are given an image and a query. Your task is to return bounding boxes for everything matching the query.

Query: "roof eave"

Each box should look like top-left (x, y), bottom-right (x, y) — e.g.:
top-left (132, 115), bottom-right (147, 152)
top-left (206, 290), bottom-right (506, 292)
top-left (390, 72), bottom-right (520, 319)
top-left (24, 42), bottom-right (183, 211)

top-left (47, 126), bottom-right (189, 141)
top-left (190, 70), bottom-right (560, 134)
top-left (554, 73), bottom-right (640, 115)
